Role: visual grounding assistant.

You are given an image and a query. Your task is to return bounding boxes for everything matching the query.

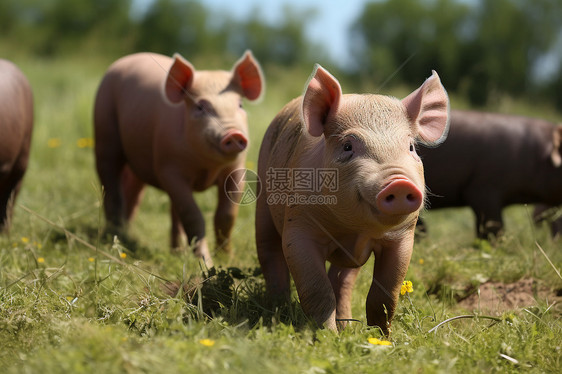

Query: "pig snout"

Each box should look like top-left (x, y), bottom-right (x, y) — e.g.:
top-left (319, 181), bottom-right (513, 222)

top-left (220, 130), bottom-right (248, 155)
top-left (376, 179), bottom-right (423, 216)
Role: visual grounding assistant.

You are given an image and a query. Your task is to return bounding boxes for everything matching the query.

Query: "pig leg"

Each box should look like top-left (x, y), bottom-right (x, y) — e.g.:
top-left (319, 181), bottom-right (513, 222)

top-left (164, 180), bottom-right (213, 268)
top-left (283, 229), bottom-right (337, 331)
top-left (121, 165), bottom-right (146, 222)
top-left (256, 197), bottom-right (290, 300)
top-left (367, 233), bottom-right (414, 335)
top-left (170, 204), bottom-right (185, 249)
top-left (95, 119), bottom-right (127, 234)
top-left (328, 264), bottom-right (360, 330)
top-left (213, 173), bottom-right (241, 254)
top-left (0, 168), bottom-right (24, 232)
top-left (468, 193), bottom-right (504, 239)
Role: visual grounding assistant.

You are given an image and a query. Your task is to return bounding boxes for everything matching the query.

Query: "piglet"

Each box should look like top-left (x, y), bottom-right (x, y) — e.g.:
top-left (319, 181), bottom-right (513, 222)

top-left (255, 65), bottom-right (449, 333)
top-left (94, 52), bottom-right (264, 267)
top-left (0, 59), bottom-right (33, 232)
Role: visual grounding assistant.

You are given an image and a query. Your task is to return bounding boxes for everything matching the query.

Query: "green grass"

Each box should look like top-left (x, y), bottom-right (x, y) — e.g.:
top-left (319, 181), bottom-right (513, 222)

top-left (1, 53), bottom-right (561, 373)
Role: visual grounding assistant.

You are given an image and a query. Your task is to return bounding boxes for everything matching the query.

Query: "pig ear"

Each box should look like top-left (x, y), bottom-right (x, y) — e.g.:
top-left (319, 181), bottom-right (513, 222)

top-left (230, 50), bottom-right (264, 101)
top-left (551, 125), bottom-right (562, 168)
top-left (402, 70), bottom-right (450, 146)
top-left (164, 53), bottom-right (195, 105)
top-left (302, 64), bottom-right (342, 137)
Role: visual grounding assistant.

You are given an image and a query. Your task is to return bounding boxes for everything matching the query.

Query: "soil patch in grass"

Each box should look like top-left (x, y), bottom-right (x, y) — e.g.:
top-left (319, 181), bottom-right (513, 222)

top-left (457, 278), bottom-right (562, 315)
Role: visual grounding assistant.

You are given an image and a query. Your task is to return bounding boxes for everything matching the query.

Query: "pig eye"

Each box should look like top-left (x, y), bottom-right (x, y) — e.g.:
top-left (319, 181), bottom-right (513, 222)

top-left (409, 141), bottom-right (420, 161)
top-left (193, 103), bottom-right (207, 117)
top-left (337, 141), bottom-right (354, 162)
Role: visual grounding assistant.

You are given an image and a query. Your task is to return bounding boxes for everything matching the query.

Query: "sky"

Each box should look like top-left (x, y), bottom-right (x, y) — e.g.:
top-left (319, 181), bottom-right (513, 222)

top-left (132, 0), bottom-right (560, 79)
top-left (134, 0), bottom-right (368, 67)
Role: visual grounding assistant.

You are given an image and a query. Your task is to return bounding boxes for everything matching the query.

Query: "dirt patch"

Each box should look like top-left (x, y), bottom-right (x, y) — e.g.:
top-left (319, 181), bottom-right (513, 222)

top-left (457, 278), bottom-right (562, 315)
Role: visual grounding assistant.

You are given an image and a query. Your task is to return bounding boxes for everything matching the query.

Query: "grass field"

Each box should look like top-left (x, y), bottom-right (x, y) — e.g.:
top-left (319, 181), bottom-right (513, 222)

top-left (1, 53), bottom-right (561, 373)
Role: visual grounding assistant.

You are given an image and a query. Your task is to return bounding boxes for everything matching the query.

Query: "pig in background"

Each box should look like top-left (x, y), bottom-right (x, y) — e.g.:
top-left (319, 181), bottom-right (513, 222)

top-left (94, 51), bottom-right (264, 268)
top-left (256, 65), bottom-right (449, 333)
top-left (417, 110), bottom-right (562, 240)
top-left (0, 59), bottom-right (33, 233)
top-left (533, 204), bottom-right (562, 239)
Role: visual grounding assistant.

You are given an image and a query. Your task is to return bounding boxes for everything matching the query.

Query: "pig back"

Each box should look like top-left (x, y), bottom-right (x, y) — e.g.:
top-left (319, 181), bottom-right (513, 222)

top-left (419, 110), bottom-right (560, 208)
top-left (95, 53), bottom-right (183, 187)
top-left (258, 98), bottom-right (308, 172)
top-left (0, 59), bottom-right (33, 168)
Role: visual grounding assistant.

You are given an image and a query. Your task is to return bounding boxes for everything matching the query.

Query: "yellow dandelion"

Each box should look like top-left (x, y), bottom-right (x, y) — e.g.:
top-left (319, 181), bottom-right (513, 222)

top-left (48, 138), bottom-right (61, 148)
top-left (37, 257), bottom-right (45, 264)
top-left (199, 339), bottom-right (215, 347)
top-left (119, 252), bottom-right (127, 259)
top-left (34, 241), bottom-right (42, 249)
top-left (88, 257), bottom-right (95, 262)
top-left (418, 258), bottom-right (424, 265)
top-left (77, 137), bottom-right (94, 148)
top-left (401, 280), bottom-right (413, 295)
top-left (368, 337), bottom-right (392, 346)
top-left (21, 237), bottom-right (30, 244)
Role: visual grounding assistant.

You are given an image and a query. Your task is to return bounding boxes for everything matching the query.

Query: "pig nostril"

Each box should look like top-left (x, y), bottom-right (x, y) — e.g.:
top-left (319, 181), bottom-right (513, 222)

top-left (407, 194), bottom-right (415, 201)
top-left (385, 195), bottom-right (395, 203)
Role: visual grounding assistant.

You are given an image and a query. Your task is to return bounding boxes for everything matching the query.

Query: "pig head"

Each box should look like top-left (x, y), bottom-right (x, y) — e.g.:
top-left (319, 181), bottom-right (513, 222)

top-left (256, 65), bottom-right (449, 333)
top-left (94, 51), bottom-right (264, 267)
top-left (0, 59), bottom-right (33, 232)
top-left (418, 111), bottom-right (562, 239)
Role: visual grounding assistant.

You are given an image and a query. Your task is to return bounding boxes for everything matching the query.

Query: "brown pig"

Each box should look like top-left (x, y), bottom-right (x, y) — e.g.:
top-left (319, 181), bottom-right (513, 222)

top-left (418, 110), bottom-right (562, 239)
top-left (0, 59), bottom-right (33, 232)
top-left (94, 52), bottom-right (264, 267)
top-left (255, 65), bottom-right (449, 333)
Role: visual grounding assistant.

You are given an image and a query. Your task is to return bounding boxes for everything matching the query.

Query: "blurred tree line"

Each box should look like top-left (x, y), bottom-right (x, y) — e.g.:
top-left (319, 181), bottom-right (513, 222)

top-left (1, 0), bottom-right (561, 109)
top-left (352, 0), bottom-right (562, 108)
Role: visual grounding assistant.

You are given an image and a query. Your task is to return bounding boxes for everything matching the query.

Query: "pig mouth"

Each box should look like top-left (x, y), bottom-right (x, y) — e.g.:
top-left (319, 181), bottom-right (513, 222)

top-left (356, 188), bottom-right (382, 217)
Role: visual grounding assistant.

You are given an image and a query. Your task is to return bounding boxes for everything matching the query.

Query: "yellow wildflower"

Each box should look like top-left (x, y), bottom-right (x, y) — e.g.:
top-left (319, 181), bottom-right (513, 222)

top-left (88, 257), bottom-right (95, 262)
top-left (37, 257), bottom-right (45, 264)
top-left (77, 137), bottom-right (94, 148)
top-left (199, 339), bottom-right (215, 347)
top-left (245, 161), bottom-right (255, 170)
top-left (401, 280), bottom-right (413, 295)
top-left (21, 237), bottom-right (30, 244)
top-left (368, 337), bottom-right (392, 346)
top-left (119, 252), bottom-right (127, 259)
top-left (419, 258), bottom-right (424, 265)
top-left (48, 138), bottom-right (61, 148)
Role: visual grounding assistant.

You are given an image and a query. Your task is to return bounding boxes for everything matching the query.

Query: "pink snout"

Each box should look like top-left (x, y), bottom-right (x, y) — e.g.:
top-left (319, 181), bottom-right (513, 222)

top-left (376, 179), bottom-right (423, 216)
top-left (220, 130), bottom-right (248, 155)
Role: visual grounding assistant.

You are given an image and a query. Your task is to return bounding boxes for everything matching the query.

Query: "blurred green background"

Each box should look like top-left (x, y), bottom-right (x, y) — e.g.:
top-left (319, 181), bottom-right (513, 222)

top-left (2, 0), bottom-right (562, 110)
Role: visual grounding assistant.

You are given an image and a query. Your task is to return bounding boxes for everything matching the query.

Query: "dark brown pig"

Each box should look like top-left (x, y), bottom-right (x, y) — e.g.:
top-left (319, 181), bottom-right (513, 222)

top-left (0, 59), bottom-right (33, 232)
top-left (533, 204), bottom-right (562, 239)
top-left (418, 110), bottom-right (562, 239)
top-left (255, 65), bottom-right (449, 333)
top-left (94, 52), bottom-right (264, 267)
